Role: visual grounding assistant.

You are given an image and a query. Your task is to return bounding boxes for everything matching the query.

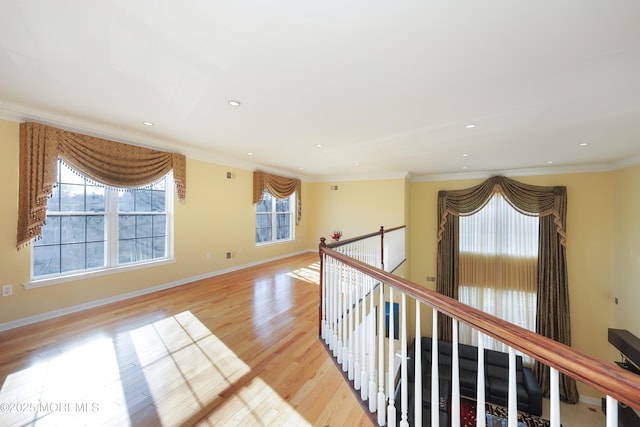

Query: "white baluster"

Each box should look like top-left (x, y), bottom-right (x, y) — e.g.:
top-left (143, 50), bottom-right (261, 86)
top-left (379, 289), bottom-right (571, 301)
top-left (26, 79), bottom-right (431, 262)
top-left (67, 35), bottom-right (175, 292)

top-left (399, 293), bottom-right (409, 427)
top-left (476, 332), bottom-right (486, 427)
top-left (334, 263), bottom-right (342, 361)
top-left (414, 300), bottom-right (422, 427)
top-left (508, 347), bottom-right (517, 427)
top-left (431, 310), bottom-right (439, 427)
top-left (550, 367), bottom-right (560, 427)
top-left (360, 273), bottom-right (368, 400)
top-left (387, 288), bottom-right (396, 427)
top-left (330, 259), bottom-right (337, 351)
top-left (347, 269), bottom-right (354, 375)
top-left (354, 272), bottom-right (361, 388)
top-left (606, 395), bottom-right (618, 427)
top-left (321, 254), bottom-right (327, 341)
top-left (451, 319), bottom-right (460, 427)
top-left (369, 281), bottom-right (377, 412)
top-left (377, 285), bottom-right (386, 426)
top-left (332, 261), bottom-right (342, 357)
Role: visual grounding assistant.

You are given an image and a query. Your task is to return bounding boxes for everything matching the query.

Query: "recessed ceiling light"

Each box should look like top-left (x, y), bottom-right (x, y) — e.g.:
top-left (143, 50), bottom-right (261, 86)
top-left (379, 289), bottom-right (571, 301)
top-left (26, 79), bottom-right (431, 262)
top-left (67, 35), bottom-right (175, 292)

top-left (547, 161), bottom-right (554, 164)
top-left (316, 144), bottom-right (324, 148)
top-left (462, 166), bottom-right (468, 170)
top-left (354, 162), bottom-right (360, 166)
top-left (247, 152), bottom-right (254, 156)
top-left (228, 100), bottom-right (241, 107)
top-left (465, 124), bottom-right (476, 129)
top-left (579, 142), bottom-right (589, 147)
top-left (142, 121), bottom-right (153, 126)
top-left (462, 153), bottom-right (469, 157)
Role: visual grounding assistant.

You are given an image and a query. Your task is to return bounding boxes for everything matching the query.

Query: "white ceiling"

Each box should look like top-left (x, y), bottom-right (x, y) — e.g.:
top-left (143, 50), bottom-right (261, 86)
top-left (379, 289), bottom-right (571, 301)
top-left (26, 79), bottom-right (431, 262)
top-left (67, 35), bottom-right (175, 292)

top-left (1, 1), bottom-right (639, 181)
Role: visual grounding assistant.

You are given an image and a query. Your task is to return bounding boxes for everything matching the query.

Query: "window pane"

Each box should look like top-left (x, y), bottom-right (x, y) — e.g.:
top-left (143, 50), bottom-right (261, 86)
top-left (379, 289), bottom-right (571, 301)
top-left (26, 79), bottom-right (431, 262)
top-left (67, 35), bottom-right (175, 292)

top-left (61, 243), bottom-right (86, 273)
top-left (59, 163), bottom-right (85, 185)
top-left (276, 213), bottom-right (291, 240)
top-left (87, 216), bottom-right (105, 242)
top-left (136, 215), bottom-right (153, 238)
top-left (256, 213), bottom-right (273, 243)
top-left (86, 186), bottom-right (105, 211)
top-left (119, 191), bottom-right (135, 212)
top-left (135, 189), bottom-right (152, 211)
top-left (276, 197), bottom-right (290, 212)
top-left (136, 238), bottom-right (153, 261)
top-left (33, 245), bottom-right (60, 276)
top-left (48, 185), bottom-right (61, 211)
top-left (151, 189), bottom-right (166, 212)
top-left (86, 241), bottom-right (105, 269)
top-left (152, 178), bottom-right (166, 191)
top-left (37, 216), bottom-right (61, 246)
top-left (153, 237), bottom-right (166, 258)
top-left (256, 193), bottom-right (272, 213)
top-left (153, 215), bottom-right (167, 236)
top-left (119, 215), bottom-right (136, 239)
top-left (59, 184), bottom-right (85, 211)
top-left (61, 216), bottom-right (86, 243)
top-left (119, 239), bottom-right (135, 264)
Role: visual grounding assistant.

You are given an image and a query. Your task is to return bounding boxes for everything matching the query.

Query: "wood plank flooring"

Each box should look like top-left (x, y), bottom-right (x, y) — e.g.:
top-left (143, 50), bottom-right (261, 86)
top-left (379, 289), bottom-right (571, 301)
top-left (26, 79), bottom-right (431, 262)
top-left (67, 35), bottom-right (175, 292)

top-left (0, 252), bottom-right (373, 427)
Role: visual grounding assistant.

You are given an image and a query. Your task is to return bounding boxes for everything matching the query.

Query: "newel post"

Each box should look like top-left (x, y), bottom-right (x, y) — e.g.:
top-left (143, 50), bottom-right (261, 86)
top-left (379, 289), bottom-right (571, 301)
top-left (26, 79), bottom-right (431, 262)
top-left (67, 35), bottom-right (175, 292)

top-left (319, 237), bottom-right (326, 336)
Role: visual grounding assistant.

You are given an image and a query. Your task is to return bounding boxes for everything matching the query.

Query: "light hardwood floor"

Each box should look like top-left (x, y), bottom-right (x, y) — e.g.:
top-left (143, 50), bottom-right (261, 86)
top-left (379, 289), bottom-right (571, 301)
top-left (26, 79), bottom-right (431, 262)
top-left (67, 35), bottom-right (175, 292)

top-left (0, 252), bottom-right (373, 427)
top-left (0, 252), bottom-right (610, 427)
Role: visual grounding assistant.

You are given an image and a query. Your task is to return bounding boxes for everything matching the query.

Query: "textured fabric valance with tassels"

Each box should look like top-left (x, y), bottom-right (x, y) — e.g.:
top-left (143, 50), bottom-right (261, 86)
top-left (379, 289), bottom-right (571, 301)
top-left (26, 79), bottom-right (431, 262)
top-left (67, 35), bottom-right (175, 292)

top-left (437, 175), bottom-right (567, 246)
top-left (17, 122), bottom-right (187, 249)
top-left (253, 170), bottom-right (302, 224)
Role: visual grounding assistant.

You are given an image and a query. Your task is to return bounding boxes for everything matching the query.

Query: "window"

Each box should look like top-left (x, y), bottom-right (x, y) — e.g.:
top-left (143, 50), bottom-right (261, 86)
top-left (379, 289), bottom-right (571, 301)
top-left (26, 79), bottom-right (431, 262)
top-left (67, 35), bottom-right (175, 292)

top-left (32, 160), bottom-right (172, 279)
top-left (458, 193), bottom-right (539, 363)
top-left (255, 190), bottom-right (295, 244)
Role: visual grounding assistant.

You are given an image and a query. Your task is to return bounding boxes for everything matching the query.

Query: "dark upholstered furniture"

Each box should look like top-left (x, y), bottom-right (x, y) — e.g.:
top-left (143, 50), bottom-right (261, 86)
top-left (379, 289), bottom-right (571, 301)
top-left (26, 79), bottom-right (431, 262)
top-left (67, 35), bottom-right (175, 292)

top-left (395, 336), bottom-right (543, 423)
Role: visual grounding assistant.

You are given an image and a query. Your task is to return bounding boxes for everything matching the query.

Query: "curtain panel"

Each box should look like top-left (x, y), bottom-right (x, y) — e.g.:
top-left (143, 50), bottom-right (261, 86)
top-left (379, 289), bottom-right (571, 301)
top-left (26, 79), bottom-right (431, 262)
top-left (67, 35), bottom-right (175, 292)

top-left (435, 175), bottom-right (578, 403)
top-left (17, 122), bottom-right (187, 249)
top-left (252, 171), bottom-right (302, 224)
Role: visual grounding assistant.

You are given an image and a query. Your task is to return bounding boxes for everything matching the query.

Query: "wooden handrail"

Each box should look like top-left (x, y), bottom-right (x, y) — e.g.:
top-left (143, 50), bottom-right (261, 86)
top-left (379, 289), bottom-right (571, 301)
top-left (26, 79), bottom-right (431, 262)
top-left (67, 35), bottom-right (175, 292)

top-left (319, 245), bottom-right (640, 410)
top-left (325, 225), bottom-right (406, 249)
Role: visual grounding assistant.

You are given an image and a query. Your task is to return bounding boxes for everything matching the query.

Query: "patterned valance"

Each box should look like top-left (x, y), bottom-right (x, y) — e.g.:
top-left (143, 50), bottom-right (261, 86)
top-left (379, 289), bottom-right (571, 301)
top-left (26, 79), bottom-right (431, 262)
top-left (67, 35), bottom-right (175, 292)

top-left (17, 122), bottom-right (187, 249)
top-left (253, 170), bottom-right (302, 224)
top-left (437, 175), bottom-right (567, 246)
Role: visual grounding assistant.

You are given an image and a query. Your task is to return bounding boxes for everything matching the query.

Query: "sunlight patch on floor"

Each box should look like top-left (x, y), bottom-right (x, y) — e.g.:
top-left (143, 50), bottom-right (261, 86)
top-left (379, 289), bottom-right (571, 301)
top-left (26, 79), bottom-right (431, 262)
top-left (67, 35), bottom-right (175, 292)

top-left (288, 261), bottom-right (321, 284)
top-left (0, 336), bottom-right (125, 426)
top-left (0, 311), bottom-right (311, 426)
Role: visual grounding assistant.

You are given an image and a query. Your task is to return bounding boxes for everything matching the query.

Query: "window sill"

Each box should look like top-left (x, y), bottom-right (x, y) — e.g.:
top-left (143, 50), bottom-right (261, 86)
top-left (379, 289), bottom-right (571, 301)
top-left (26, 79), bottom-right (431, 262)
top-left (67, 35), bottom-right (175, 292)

top-left (24, 258), bottom-right (176, 290)
top-left (255, 238), bottom-right (296, 248)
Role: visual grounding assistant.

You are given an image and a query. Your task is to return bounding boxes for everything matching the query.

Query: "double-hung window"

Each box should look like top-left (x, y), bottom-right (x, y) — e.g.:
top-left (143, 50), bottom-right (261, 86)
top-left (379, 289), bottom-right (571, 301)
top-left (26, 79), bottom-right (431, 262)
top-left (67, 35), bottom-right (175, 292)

top-left (32, 159), bottom-right (172, 280)
top-left (255, 190), bottom-right (295, 245)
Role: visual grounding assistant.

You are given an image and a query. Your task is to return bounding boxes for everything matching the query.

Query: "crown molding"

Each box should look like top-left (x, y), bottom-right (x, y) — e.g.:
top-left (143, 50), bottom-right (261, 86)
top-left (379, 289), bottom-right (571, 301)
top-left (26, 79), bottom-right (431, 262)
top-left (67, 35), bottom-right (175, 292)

top-left (0, 101), bottom-right (310, 181)
top-left (2, 101), bottom-right (638, 184)
top-left (410, 164), bottom-right (614, 182)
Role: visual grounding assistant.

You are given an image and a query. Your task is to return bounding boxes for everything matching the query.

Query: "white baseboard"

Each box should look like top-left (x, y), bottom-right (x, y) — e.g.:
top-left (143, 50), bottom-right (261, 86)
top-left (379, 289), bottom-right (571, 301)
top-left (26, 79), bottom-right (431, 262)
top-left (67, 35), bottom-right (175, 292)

top-left (0, 249), bottom-right (313, 332)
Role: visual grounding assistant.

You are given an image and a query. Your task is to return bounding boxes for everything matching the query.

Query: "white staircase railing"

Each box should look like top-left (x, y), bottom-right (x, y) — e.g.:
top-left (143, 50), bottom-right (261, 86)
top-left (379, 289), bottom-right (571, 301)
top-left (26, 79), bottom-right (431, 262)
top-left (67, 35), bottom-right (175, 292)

top-left (319, 228), bottom-right (640, 427)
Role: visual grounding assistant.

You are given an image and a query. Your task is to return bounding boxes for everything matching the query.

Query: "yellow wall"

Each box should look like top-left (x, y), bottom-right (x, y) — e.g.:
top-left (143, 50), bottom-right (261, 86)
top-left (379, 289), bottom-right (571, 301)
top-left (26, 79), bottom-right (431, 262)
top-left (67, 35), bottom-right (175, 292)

top-left (611, 165), bottom-right (640, 341)
top-left (408, 173), bottom-right (614, 399)
top-left (0, 120), bottom-right (312, 325)
top-left (306, 178), bottom-right (408, 244)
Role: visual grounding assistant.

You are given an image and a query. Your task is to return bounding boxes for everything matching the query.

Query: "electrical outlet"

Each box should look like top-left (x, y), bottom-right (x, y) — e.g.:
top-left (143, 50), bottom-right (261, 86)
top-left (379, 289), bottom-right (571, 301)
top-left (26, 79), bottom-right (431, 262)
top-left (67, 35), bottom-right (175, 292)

top-left (2, 284), bottom-right (13, 297)
top-left (226, 252), bottom-right (232, 259)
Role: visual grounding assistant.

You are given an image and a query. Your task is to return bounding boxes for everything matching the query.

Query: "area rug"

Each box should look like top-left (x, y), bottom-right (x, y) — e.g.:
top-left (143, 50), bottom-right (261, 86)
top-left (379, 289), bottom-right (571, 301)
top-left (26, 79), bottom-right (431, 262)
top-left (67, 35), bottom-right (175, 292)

top-left (459, 397), bottom-right (558, 427)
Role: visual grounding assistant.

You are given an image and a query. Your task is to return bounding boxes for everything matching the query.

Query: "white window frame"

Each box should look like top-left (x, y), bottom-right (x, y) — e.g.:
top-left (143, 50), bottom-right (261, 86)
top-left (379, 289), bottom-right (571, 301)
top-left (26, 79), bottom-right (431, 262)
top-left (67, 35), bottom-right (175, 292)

top-left (25, 162), bottom-right (175, 289)
top-left (255, 190), bottom-right (296, 246)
